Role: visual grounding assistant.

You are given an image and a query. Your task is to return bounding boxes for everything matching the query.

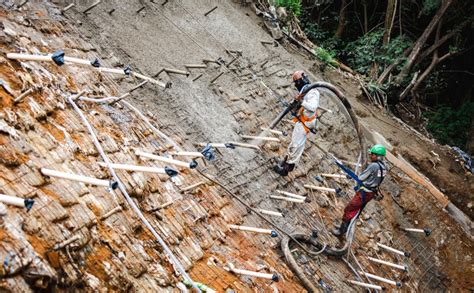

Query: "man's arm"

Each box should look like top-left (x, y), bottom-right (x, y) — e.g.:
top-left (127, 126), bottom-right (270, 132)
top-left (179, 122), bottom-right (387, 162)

top-left (359, 163), bottom-right (376, 182)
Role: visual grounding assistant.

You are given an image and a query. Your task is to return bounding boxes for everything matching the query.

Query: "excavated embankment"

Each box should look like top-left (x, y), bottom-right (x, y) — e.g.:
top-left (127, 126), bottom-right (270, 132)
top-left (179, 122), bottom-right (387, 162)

top-left (0, 1), bottom-right (472, 292)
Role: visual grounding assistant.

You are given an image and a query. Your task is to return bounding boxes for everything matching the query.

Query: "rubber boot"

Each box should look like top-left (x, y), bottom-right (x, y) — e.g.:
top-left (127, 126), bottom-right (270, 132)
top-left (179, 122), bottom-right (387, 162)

top-left (332, 220), bottom-right (350, 237)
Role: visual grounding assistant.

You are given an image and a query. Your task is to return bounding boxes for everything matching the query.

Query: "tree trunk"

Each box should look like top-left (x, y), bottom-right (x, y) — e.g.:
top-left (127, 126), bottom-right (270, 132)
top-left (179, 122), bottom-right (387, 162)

top-left (467, 118), bottom-right (474, 155)
top-left (376, 45), bottom-right (413, 85)
top-left (394, 0), bottom-right (452, 87)
top-left (409, 51), bottom-right (454, 96)
top-left (335, 0), bottom-right (347, 37)
top-left (362, 0), bottom-right (368, 34)
top-left (383, 0), bottom-right (397, 45)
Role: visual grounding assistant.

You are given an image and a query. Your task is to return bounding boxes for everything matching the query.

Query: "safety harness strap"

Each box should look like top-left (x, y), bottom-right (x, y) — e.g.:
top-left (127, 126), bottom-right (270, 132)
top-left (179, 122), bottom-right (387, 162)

top-left (292, 108), bottom-right (317, 134)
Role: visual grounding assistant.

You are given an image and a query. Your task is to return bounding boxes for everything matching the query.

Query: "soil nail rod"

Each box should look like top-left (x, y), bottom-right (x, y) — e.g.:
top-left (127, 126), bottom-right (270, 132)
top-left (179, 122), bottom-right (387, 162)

top-left (209, 72), bottom-right (224, 84)
top-left (204, 6), bottom-right (218, 16)
top-left (83, 0), bottom-right (101, 14)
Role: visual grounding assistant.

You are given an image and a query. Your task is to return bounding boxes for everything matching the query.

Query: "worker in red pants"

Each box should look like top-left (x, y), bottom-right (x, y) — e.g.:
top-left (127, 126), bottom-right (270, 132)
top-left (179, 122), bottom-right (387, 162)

top-left (332, 144), bottom-right (387, 237)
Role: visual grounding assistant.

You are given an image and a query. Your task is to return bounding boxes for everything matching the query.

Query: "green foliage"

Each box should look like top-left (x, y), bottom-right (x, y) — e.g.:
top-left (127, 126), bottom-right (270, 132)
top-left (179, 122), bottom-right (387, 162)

top-left (275, 0), bottom-right (302, 17)
top-left (425, 102), bottom-right (474, 147)
top-left (344, 30), bottom-right (384, 74)
top-left (314, 47), bottom-right (339, 67)
top-left (421, 0), bottom-right (441, 15)
top-left (344, 30), bottom-right (412, 75)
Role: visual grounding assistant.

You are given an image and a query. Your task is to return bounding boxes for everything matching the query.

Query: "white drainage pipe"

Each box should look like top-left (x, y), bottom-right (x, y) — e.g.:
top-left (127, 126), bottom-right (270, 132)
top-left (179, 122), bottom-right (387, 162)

top-left (228, 224), bottom-right (278, 237)
top-left (97, 162), bottom-right (173, 175)
top-left (320, 173), bottom-right (347, 179)
top-left (257, 209), bottom-right (283, 217)
top-left (0, 194), bottom-right (35, 211)
top-left (377, 242), bottom-right (410, 257)
top-left (269, 195), bottom-right (305, 203)
top-left (359, 271), bottom-right (402, 288)
top-left (304, 185), bottom-right (336, 193)
top-left (180, 181), bottom-right (206, 193)
top-left (275, 190), bottom-right (306, 200)
top-left (41, 168), bottom-right (116, 188)
top-left (240, 135), bottom-right (280, 142)
top-left (226, 263), bottom-right (279, 281)
top-left (169, 151), bottom-right (204, 158)
top-left (259, 127), bottom-right (286, 136)
top-left (135, 150), bottom-right (197, 169)
top-left (368, 256), bottom-right (408, 271)
top-left (347, 280), bottom-right (384, 290)
top-left (403, 227), bottom-right (432, 236)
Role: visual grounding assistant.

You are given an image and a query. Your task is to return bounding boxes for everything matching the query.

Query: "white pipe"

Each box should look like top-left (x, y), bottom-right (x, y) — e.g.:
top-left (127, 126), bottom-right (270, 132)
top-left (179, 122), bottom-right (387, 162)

top-left (275, 190), bottom-right (306, 200)
top-left (131, 72), bottom-right (167, 87)
top-left (228, 224), bottom-right (277, 237)
top-left (257, 209), bottom-right (283, 217)
top-left (67, 95), bottom-right (199, 291)
top-left (226, 263), bottom-right (279, 281)
top-left (135, 150), bottom-right (196, 169)
top-left (184, 64), bottom-right (207, 69)
top-left (269, 195), bottom-right (305, 203)
top-left (54, 234), bottom-right (80, 250)
top-left (64, 56), bottom-right (93, 66)
top-left (180, 181), bottom-right (206, 192)
top-left (14, 88), bottom-right (34, 103)
top-left (169, 151), bottom-right (204, 157)
top-left (97, 162), bottom-right (167, 174)
top-left (6, 53), bottom-right (52, 62)
top-left (0, 194), bottom-right (34, 210)
top-left (260, 127), bottom-right (284, 136)
top-left (240, 135), bottom-right (280, 142)
top-left (320, 173), bottom-right (347, 179)
top-left (61, 3), bottom-right (75, 13)
top-left (229, 142), bottom-right (261, 150)
top-left (304, 184), bottom-right (336, 193)
top-left (368, 257), bottom-right (407, 271)
top-left (318, 106), bottom-right (333, 114)
top-left (6, 53), bottom-right (167, 88)
top-left (347, 280), bottom-right (384, 290)
top-left (100, 206), bottom-right (122, 220)
top-left (41, 168), bottom-right (111, 187)
top-left (377, 242), bottom-right (410, 257)
top-left (0, 194), bottom-right (24, 207)
top-left (196, 143), bottom-right (228, 148)
top-left (359, 271), bottom-right (402, 287)
top-left (403, 227), bottom-right (431, 236)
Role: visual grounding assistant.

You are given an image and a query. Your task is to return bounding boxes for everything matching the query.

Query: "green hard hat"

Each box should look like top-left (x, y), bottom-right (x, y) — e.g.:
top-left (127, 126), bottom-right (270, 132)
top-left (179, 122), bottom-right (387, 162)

top-left (370, 144), bottom-right (386, 156)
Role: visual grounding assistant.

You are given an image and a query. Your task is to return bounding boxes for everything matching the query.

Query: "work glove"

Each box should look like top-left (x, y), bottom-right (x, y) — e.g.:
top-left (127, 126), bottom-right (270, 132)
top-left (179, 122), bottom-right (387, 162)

top-left (291, 99), bottom-right (302, 117)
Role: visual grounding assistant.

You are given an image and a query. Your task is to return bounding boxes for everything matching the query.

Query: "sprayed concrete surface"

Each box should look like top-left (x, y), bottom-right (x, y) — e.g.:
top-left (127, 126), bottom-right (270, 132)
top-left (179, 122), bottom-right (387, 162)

top-left (0, 1), bottom-right (473, 292)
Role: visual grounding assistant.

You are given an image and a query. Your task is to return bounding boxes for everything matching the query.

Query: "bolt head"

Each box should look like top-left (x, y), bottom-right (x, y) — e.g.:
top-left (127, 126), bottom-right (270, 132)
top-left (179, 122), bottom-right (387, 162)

top-left (424, 228), bottom-right (432, 236)
top-left (189, 160), bottom-right (198, 169)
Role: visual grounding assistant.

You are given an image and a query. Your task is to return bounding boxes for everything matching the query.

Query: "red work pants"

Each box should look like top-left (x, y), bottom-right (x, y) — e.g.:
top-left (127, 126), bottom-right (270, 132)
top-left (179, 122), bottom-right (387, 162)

top-left (342, 190), bottom-right (375, 222)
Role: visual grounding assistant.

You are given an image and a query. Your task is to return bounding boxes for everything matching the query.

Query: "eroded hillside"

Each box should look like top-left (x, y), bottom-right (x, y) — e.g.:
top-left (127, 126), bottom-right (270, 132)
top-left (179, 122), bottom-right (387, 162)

top-left (0, 1), bottom-right (472, 292)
